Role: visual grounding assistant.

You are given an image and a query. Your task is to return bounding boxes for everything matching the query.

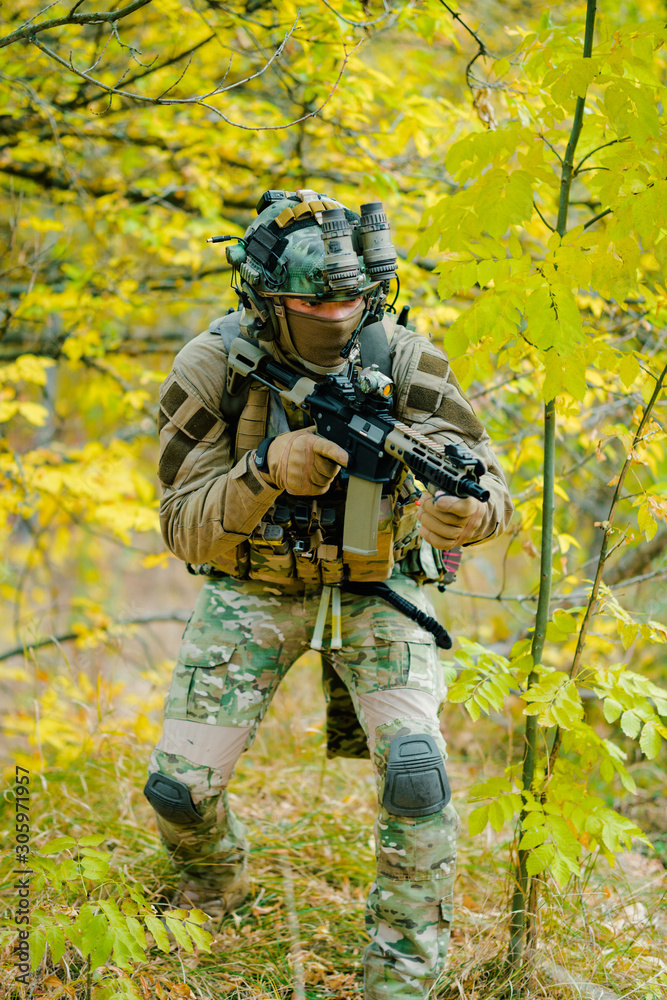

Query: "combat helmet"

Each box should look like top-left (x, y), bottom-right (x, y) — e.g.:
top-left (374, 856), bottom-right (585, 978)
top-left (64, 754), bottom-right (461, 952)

top-left (209, 188), bottom-right (398, 343)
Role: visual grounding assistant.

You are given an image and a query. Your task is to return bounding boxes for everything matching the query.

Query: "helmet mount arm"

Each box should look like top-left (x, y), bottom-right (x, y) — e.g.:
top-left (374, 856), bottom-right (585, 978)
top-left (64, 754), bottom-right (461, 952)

top-left (340, 283), bottom-right (387, 361)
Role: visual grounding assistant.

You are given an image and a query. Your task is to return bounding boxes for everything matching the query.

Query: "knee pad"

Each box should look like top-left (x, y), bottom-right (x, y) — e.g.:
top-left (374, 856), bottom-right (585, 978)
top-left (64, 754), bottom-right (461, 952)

top-left (382, 732), bottom-right (451, 817)
top-left (143, 772), bottom-right (203, 826)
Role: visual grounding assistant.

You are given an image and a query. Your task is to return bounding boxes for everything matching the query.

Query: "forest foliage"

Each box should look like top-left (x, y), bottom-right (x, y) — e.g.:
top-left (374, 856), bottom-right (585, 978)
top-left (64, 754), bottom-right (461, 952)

top-left (1, 0), bottom-right (667, 996)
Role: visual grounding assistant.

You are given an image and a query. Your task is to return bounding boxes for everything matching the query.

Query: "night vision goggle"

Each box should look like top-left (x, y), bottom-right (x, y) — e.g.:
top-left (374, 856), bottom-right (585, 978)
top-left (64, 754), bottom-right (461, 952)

top-left (207, 189), bottom-right (398, 298)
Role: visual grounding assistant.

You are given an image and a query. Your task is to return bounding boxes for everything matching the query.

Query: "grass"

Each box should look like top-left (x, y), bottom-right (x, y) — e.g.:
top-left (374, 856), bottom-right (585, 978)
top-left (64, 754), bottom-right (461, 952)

top-left (1, 637), bottom-right (666, 1000)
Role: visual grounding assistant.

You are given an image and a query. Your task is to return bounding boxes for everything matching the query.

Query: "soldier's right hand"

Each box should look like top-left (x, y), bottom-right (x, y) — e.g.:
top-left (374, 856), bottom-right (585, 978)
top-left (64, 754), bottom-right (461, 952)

top-left (261, 426), bottom-right (348, 495)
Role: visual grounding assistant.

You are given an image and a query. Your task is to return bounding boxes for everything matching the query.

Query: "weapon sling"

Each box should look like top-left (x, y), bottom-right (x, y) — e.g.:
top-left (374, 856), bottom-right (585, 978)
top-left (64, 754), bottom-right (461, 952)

top-left (342, 581), bottom-right (452, 650)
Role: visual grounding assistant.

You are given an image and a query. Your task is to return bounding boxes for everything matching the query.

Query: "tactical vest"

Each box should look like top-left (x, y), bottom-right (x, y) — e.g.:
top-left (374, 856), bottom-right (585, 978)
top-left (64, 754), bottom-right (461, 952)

top-left (207, 312), bottom-right (423, 587)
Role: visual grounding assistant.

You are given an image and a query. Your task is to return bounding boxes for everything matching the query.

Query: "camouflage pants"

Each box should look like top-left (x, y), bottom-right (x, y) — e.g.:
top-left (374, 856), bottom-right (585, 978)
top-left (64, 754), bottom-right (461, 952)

top-left (147, 569), bottom-right (459, 999)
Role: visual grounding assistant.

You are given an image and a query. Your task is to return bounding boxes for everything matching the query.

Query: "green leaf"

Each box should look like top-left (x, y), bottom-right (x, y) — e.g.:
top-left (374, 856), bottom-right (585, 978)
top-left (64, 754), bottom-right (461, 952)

top-left (519, 827), bottom-right (549, 850)
top-left (29, 927), bottom-right (47, 971)
top-left (466, 699), bottom-right (481, 723)
top-left (125, 915), bottom-right (147, 951)
top-left (78, 834), bottom-right (106, 847)
top-left (618, 768), bottom-right (637, 794)
top-left (81, 914), bottom-right (108, 958)
top-left (640, 721), bottom-right (662, 759)
top-left (600, 811), bottom-right (638, 853)
top-left (40, 836), bottom-right (77, 854)
top-left (165, 915), bottom-right (194, 952)
top-left (600, 757), bottom-right (614, 784)
top-left (81, 857), bottom-right (111, 881)
top-left (552, 610), bottom-right (578, 634)
top-left (185, 908), bottom-right (212, 927)
top-left (525, 844), bottom-right (554, 876)
top-left (57, 858), bottom-right (80, 881)
top-left (620, 709), bottom-right (641, 738)
top-left (184, 920), bottom-right (213, 952)
top-left (45, 922), bottom-right (67, 964)
top-left (654, 697), bottom-right (667, 718)
top-left (111, 934), bottom-right (134, 971)
top-left (637, 502), bottom-right (657, 541)
top-left (545, 621), bottom-right (569, 642)
top-left (551, 855), bottom-right (574, 888)
top-left (469, 777), bottom-right (512, 800)
top-left (603, 698), bottom-right (623, 723)
top-left (89, 925), bottom-right (115, 969)
top-left (98, 901), bottom-right (145, 964)
top-left (145, 915), bottom-right (170, 953)
top-left (488, 799), bottom-right (506, 832)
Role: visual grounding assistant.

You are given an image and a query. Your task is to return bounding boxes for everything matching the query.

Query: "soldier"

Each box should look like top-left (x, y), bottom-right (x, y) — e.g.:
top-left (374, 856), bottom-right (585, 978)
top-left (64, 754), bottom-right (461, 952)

top-left (144, 190), bottom-right (514, 999)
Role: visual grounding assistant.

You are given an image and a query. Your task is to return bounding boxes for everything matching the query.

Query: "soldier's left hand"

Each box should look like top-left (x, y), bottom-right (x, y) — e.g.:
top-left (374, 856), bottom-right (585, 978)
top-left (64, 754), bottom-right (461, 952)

top-left (416, 493), bottom-right (486, 550)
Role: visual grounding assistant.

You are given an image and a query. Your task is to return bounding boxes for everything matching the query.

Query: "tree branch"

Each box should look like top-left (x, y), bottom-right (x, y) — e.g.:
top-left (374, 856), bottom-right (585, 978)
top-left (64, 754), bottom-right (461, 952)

top-left (23, 13), bottom-right (355, 132)
top-left (574, 136), bottom-right (629, 175)
top-left (438, 0), bottom-right (495, 90)
top-left (544, 358), bottom-right (667, 787)
top-left (583, 206), bottom-right (612, 229)
top-left (0, 0), bottom-right (153, 49)
top-left (29, 11), bottom-right (300, 108)
top-left (509, 0), bottom-right (598, 969)
top-left (539, 133), bottom-right (563, 165)
top-left (0, 612), bottom-right (191, 662)
top-left (61, 33), bottom-right (217, 110)
top-left (533, 199), bottom-right (555, 232)
top-left (320, 0), bottom-right (393, 28)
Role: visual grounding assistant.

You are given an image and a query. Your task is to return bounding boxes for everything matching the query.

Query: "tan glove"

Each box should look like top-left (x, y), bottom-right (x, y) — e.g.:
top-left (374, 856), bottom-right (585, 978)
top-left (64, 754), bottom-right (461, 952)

top-left (416, 492), bottom-right (486, 549)
top-left (261, 426), bottom-right (348, 496)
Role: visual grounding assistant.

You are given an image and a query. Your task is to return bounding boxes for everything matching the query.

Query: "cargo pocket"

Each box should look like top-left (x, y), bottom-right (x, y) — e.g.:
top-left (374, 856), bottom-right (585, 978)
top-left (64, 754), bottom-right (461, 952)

top-left (180, 631), bottom-right (237, 670)
top-left (164, 641), bottom-right (238, 725)
top-left (370, 618), bottom-right (435, 691)
top-left (163, 597), bottom-right (239, 722)
top-left (370, 629), bottom-right (411, 690)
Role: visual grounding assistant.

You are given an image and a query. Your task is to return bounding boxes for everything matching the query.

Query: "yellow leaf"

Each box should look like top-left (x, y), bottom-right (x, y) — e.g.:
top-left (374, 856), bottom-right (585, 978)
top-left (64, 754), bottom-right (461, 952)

top-left (19, 215), bottom-right (64, 233)
top-left (557, 533), bottom-right (581, 553)
top-left (0, 400), bottom-right (18, 421)
top-left (414, 130), bottom-right (432, 158)
top-left (618, 352), bottom-right (639, 389)
top-left (123, 390), bottom-right (151, 410)
top-left (134, 713), bottom-right (160, 743)
top-left (637, 502), bottom-right (657, 540)
top-left (142, 552), bottom-right (171, 568)
top-left (17, 402), bottom-right (49, 426)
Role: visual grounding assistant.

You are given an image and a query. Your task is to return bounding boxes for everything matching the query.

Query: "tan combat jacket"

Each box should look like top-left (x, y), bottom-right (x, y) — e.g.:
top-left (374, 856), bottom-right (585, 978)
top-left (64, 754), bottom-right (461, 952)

top-left (157, 311), bottom-right (514, 584)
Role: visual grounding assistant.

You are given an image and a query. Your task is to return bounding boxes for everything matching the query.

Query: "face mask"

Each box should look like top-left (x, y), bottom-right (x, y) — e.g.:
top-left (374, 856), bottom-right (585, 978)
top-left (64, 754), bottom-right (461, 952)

top-left (283, 300), bottom-right (365, 369)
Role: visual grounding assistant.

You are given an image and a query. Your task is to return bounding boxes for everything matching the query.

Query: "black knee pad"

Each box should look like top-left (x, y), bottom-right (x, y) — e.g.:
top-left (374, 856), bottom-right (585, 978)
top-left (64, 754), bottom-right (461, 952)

top-left (143, 773), bottom-right (203, 825)
top-left (382, 733), bottom-right (451, 817)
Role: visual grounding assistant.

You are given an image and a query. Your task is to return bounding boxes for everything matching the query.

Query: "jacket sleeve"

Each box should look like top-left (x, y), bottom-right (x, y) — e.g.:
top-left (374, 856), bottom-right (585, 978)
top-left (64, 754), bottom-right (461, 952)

top-left (157, 330), bottom-right (279, 564)
top-left (391, 325), bottom-right (514, 547)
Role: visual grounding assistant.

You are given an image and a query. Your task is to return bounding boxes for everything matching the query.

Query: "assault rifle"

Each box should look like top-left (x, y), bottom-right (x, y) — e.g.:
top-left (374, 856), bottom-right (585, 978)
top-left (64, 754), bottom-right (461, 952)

top-left (227, 339), bottom-right (489, 557)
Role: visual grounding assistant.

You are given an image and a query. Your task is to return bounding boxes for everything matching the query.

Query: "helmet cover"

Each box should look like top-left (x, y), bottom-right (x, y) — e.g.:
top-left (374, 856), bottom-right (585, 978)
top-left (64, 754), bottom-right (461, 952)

top-left (235, 195), bottom-right (384, 300)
